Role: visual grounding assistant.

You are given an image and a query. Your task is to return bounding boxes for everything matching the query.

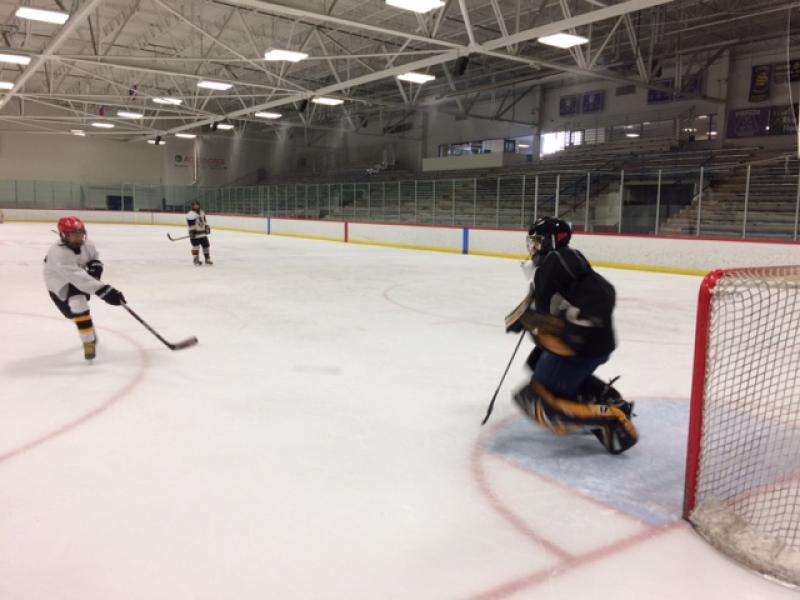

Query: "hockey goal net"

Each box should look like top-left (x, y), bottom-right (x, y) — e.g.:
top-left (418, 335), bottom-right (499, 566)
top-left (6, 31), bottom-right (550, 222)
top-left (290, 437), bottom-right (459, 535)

top-left (685, 266), bottom-right (800, 586)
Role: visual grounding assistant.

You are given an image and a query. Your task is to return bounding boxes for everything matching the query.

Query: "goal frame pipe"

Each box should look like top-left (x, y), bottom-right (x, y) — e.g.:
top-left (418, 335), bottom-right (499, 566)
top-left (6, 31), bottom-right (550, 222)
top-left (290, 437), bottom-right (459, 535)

top-left (683, 268), bottom-right (724, 518)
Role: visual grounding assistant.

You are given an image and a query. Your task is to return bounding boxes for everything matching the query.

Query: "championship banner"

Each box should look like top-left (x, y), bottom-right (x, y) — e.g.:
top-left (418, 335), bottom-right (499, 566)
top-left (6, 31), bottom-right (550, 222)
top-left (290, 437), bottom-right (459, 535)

top-left (559, 95), bottom-right (579, 116)
top-left (647, 79), bottom-right (674, 104)
top-left (581, 90), bottom-right (605, 113)
top-left (726, 108), bottom-right (770, 138)
top-left (773, 60), bottom-right (800, 84)
top-left (748, 65), bottom-right (772, 102)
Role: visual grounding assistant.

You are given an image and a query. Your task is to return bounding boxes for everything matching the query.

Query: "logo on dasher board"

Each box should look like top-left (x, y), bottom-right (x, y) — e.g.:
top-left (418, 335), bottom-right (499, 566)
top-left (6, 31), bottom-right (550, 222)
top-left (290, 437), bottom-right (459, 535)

top-left (173, 154), bottom-right (227, 170)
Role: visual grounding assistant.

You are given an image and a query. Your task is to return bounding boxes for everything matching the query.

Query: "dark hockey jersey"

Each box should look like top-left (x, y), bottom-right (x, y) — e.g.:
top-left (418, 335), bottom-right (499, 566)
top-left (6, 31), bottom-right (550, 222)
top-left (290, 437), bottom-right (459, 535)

top-left (533, 246), bottom-right (616, 358)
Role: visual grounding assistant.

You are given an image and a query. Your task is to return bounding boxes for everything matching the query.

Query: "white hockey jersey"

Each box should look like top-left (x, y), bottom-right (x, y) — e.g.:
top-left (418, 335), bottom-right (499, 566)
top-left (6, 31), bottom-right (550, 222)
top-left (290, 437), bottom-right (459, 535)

top-left (186, 209), bottom-right (208, 238)
top-left (43, 239), bottom-right (103, 301)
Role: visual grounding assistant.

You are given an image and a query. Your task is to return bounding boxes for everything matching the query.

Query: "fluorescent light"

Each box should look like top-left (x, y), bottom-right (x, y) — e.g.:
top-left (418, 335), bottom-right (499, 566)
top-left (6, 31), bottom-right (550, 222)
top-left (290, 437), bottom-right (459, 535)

top-left (264, 49), bottom-right (308, 62)
top-left (147, 139), bottom-right (164, 145)
top-left (175, 133), bottom-right (197, 139)
top-left (70, 129), bottom-right (85, 136)
top-left (386, 0), bottom-right (444, 13)
top-left (255, 111), bottom-right (282, 119)
top-left (0, 53), bottom-right (31, 65)
top-left (197, 80), bottom-right (232, 91)
top-left (709, 131), bottom-right (717, 136)
top-left (216, 123), bottom-right (235, 130)
top-left (15, 7), bottom-right (69, 25)
top-left (517, 143), bottom-right (530, 148)
top-left (396, 72), bottom-right (435, 84)
top-left (312, 97), bottom-right (344, 106)
top-left (116, 110), bottom-right (143, 119)
top-left (0, 81), bottom-right (14, 90)
top-left (625, 132), bottom-right (640, 138)
top-left (153, 97), bottom-right (183, 105)
top-left (698, 115), bottom-right (708, 120)
top-left (537, 33), bottom-right (589, 49)
top-left (91, 122), bottom-right (114, 129)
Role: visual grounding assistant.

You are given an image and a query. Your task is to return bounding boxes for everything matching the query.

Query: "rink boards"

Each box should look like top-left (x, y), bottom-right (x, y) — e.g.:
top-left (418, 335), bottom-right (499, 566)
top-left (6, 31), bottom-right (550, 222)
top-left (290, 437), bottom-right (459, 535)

top-left (6, 208), bottom-right (800, 274)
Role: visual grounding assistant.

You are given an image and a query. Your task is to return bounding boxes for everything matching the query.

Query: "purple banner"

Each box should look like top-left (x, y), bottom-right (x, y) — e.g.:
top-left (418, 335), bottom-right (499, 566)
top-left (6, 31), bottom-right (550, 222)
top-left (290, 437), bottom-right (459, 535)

top-left (726, 108), bottom-right (770, 138)
top-left (581, 90), bottom-right (605, 113)
top-left (559, 95), bottom-right (579, 116)
top-left (647, 79), bottom-right (674, 104)
top-left (749, 65), bottom-right (772, 102)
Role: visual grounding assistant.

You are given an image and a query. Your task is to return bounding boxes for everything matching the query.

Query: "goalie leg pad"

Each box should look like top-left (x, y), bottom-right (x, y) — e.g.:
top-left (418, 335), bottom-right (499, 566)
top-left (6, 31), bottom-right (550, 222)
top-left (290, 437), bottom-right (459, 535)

top-left (514, 381), bottom-right (638, 453)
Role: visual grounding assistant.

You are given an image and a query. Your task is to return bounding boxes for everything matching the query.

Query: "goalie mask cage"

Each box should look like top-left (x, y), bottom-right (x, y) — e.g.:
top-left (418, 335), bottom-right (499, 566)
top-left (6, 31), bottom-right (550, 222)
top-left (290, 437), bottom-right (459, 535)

top-left (684, 266), bottom-right (800, 587)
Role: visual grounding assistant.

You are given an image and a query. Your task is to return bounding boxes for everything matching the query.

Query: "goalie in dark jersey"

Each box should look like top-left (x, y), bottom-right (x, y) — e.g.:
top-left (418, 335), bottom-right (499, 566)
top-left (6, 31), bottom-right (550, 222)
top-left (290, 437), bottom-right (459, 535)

top-left (506, 217), bottom-right (637, 454)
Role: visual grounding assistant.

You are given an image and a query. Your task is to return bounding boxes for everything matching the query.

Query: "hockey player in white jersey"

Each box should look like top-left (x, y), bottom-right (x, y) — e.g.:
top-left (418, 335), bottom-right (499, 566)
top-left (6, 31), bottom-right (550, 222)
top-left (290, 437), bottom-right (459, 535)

top-left (44, 217), bottom-right (126, 360)
top-left (186, 201), bottom-right (212, 266)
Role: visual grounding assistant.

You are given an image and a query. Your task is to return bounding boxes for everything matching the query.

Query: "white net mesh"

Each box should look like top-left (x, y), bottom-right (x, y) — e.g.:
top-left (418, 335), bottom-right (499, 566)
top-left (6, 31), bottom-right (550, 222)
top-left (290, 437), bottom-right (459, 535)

top-left (689, 266), bottom-right (800, 587)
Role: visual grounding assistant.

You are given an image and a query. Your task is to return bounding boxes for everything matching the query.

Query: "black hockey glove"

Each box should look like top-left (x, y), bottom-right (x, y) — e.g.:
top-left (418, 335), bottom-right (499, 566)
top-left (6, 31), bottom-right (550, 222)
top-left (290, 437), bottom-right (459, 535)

top-left (96, 285), bottom-right (126, 306)
top-left (85, 259), bottom-right (104, 280)
top-left (204, 225), bottom-right (211, 234)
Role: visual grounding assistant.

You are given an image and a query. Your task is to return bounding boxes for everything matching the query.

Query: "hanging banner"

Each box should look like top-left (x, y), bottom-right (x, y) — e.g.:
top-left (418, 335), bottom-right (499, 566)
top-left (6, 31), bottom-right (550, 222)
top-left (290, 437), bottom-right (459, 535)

top-left (559, 95), bottom-right (579, 116)
top-left (748, 65), bottom-right (772, 102)
top-left (768, 104), bottom-right (799, 136)
top-left (726, 108), bottom-right (770, 138)
top-left (647, 79), bottom-right (674, 104)
top-left (581, 90), bottom-right (606, 113)
top-left (773, 60), bottom-right (800, 84)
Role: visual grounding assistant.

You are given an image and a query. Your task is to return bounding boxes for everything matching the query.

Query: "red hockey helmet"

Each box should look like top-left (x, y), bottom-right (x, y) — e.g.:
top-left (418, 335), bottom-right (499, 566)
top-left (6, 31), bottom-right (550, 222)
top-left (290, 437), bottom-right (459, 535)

top-left (57, 216), bottom-right (86, 235)
top-left (57, 216), bottom-right (86, 250)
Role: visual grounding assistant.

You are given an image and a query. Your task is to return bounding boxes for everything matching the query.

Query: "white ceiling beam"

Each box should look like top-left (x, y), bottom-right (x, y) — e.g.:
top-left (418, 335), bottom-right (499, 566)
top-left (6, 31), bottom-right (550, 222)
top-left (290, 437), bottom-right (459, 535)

top-left (0, 0), bottom-right (105, 110)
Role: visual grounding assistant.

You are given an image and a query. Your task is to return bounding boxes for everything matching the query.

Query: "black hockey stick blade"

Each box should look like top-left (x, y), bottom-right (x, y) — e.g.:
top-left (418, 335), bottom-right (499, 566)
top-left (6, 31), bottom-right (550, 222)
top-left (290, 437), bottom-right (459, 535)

top-left (122, 304), bottom-right (198, 351)
top-left (167, 232), bottom-right (190, 241)
top-left (481, 330), bottom-right (526, 426)
top-left (169, 336), bottom-right (199, 350)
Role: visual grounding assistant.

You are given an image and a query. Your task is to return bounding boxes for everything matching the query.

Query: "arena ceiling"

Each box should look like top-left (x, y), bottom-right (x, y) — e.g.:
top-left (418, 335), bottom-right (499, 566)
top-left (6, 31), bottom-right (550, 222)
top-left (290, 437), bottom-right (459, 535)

top-left (0, 0), bottom-right (795, 142)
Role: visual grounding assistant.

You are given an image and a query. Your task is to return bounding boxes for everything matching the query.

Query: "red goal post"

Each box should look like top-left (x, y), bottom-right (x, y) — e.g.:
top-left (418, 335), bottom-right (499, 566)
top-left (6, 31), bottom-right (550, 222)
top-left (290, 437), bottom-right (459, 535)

top-left (684, 266), bottom-right (800, 586)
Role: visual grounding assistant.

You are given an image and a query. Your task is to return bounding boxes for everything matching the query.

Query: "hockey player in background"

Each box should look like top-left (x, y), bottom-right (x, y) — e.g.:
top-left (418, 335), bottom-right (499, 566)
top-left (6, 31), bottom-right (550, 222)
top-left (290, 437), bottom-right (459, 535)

top-left (44, 217), bottom-right (126, 360)
top-left (186, 201), bottom-right (212, 266)
top-left (505, 217), bottom-right (638, 454)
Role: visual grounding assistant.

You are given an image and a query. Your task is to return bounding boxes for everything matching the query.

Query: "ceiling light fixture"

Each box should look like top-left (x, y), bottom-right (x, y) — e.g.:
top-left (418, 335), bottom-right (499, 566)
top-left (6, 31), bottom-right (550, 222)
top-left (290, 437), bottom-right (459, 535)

top-left (15, 7), bottom-right (69, 25)
top-left (264, 49), bottom-right (308, 62)
top-left (385, 0), bottom-right (444, 13)
top-left (0, 81), bottom-right (14, 90)
top-left (254, 111), bottom-right (282, 119)
top-left (0, 53), bottom-right (31, 65)
top-left (153, 97), bottom-right (183, 105)
top-left (91, 122), bottom-right (114, 128)
top-left (396, 72), bottom-right (435, 84)
top-left (197, 80), bottom-right (232, 91)
top-left (312, 97), bottom-right (344, 106)
top-left (70, 129), bottom-right (85, 136)
top-left (117, 110), bottom-right (143, 119)
top-left (175, 133), bottom-right (197, 139)
top-left (625, 132), bottom-right (640, 138)
top-left (537, 33), bottom-right (589, 49)
top-left (216, 123), bottom-right (235, 130)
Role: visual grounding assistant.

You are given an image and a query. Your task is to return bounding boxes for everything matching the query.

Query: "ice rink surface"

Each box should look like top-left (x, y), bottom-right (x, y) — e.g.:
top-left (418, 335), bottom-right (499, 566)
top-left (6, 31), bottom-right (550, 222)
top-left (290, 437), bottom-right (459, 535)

top-left (1, 222), bottom-right (796, 599)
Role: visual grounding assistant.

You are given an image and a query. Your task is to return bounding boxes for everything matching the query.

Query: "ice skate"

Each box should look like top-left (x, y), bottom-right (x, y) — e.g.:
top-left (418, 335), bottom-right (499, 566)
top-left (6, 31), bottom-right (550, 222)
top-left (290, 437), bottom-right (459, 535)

top-left (83, 340), bottom-right (96, 361)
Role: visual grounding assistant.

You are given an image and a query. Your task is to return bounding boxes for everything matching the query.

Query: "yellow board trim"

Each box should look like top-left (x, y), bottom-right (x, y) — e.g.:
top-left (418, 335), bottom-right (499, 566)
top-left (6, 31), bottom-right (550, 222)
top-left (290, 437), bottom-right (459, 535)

top-left (270, 232), bottom-right (344, 243)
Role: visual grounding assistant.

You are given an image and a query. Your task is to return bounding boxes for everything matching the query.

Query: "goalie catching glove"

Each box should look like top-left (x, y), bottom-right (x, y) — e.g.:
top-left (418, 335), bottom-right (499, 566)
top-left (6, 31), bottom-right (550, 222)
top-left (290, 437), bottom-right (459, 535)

top-left (505, 293), bottom-right (575, 357)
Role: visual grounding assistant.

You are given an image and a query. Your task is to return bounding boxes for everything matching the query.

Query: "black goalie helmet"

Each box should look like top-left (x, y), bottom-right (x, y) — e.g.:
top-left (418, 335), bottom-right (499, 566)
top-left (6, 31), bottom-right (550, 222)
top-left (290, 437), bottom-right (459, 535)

top-left (527, 217), bottom-right (572, 265)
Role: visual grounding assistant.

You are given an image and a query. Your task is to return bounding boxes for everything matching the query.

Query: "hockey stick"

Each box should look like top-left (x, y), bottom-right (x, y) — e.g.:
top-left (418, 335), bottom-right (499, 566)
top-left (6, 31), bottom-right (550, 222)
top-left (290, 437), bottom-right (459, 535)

top-left (481, 330), bottom-right (526, 426)
top-left (122, 304), bottom-right (198, 350)
top-left (167, 233), bottom-right (190, 241)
